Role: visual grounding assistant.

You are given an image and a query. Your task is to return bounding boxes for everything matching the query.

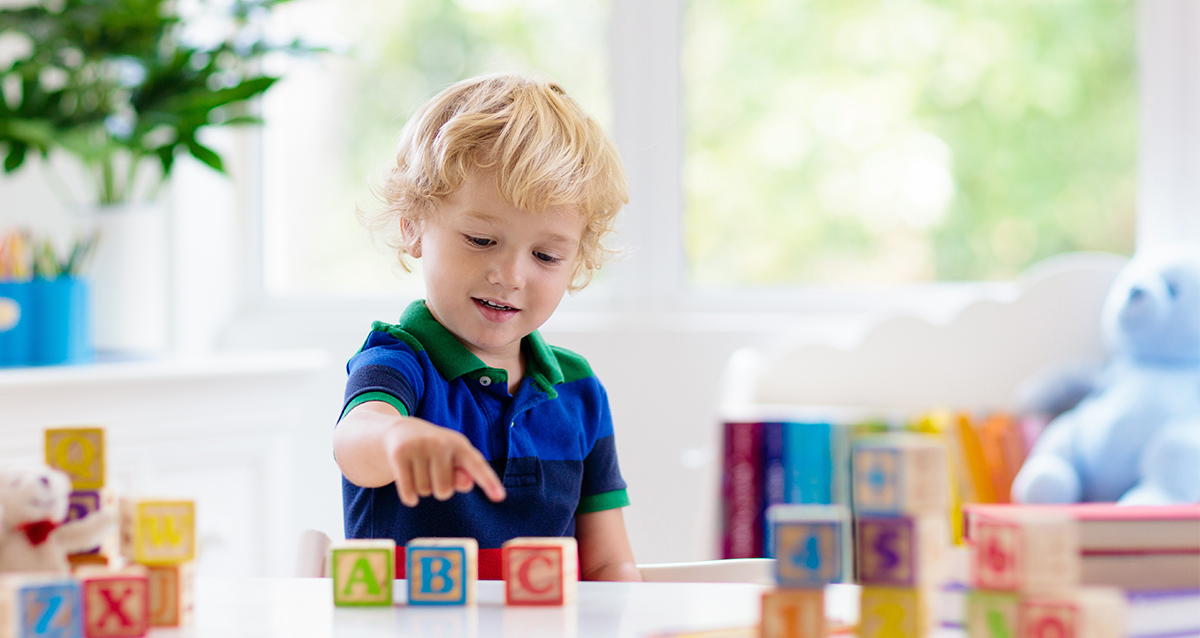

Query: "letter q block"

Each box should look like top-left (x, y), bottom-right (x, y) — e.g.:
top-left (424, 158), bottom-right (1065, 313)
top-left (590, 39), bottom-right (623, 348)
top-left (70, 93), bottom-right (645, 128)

top-left (45, 426), bottom-right (105, 490)
top-left (79, 565), bottom-right (150, 637)
top-left (502, 537), bottom-right (578, 606)
top-left (119, 499), bottom-right (195, 566)
top-left (0, 573), bottom-right (84, 638)
top-left (767, 504), bottom-right (847, 588)
top-left (330, 539), bottom-right (395, 607)
top-left (853, 434), bottom-right (948, 516)
top-left (969, 509), bottom-right (1079, 592)
top-left (405, 537), bottom-right (477, 606)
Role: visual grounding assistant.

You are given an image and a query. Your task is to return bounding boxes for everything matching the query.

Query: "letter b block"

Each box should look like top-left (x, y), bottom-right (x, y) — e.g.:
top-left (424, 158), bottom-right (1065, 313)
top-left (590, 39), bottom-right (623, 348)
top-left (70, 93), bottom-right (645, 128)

top-left (0, 574), bottom-right (84, 638)
top-left (80, 567), bottom-right (150, 637)
top-left (769, 504), bottom-right (847, 588)
top-left (45, 427), bottom-right (105, 490)
top-left (119, 499), bottom-right (195, 565)
top-left (330, 539), bottom-right (395, 607)
top-left (405, 537), bottom-right (477, 606)
top-left (502, 537), bottom-right (578, 606)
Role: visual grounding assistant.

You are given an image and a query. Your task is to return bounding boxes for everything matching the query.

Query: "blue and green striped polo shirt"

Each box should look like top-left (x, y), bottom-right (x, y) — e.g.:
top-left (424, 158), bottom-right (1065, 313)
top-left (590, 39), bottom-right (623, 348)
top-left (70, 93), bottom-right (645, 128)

top-left (339, 300), bottom-right (629, 571)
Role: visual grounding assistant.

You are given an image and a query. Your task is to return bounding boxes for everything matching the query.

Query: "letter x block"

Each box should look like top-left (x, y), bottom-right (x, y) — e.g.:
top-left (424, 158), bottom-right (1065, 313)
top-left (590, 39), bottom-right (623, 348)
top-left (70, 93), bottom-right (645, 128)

top-left (406, 537), bottom-right (477, 606)
top-left (969, 509), bottom-right (1079, 592)
top-left (45, 427), bottom-right (105, 490)
top-left (330, 539), bottom-right (395, 607)
top-left (853, 435), bottom-right (948, 516)
top-left (79, 566), bottom-right (149, 637)
top-left (502, 537), bottom-right (578, 606)
top-left (858, 587), bottom-right (933, 638)
top-left (145, 563), bottom-right (193, 627)
top-left (768, 504), bottom-right (848, 588)
top-left (856, 515), bottom-right (948, 587)
top-left (119, 499), bottom-right (195, 565)
top-left (0, 573), bottom-right (83, 638)
top-left (761, 589), bottom-right (825, 638)
top-left (1019, 588), bottom-right (1126, 638)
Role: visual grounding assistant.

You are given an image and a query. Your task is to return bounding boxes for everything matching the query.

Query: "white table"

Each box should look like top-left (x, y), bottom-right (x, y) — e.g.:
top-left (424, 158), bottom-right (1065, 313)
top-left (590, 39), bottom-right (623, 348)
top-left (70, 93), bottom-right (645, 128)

top-left (152, 577), bottom-right (776, 637)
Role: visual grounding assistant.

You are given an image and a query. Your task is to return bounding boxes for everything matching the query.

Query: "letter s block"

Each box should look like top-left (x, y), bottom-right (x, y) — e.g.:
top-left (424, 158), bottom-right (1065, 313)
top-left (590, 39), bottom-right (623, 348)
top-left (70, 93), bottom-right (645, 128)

top-left (502, 537), bottom-right (578, 606)
top-left (762, 589), bottom-right (825, 638)
top-left (405, 537), bottom-right (477, 606)
top-left (79, 566), bottom-right (150, 637)
top-left (0, 573), bottom-right (84, 638)
top-left (856, 515), bottom-right (948, 587)
top-left (45, 427), bottom-right (105, 490)
top-left (330, 539), bottom-right (395, 607)
top-left (119, 499), bottom-right (195, 566)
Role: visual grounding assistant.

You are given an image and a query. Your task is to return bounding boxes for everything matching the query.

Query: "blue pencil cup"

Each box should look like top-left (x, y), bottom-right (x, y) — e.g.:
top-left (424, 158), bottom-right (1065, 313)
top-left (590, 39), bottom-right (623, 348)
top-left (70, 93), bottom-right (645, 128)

top-left (0, 281), bottom-right (33, 367)
top-left (30, 277), bottom-right (94, 366)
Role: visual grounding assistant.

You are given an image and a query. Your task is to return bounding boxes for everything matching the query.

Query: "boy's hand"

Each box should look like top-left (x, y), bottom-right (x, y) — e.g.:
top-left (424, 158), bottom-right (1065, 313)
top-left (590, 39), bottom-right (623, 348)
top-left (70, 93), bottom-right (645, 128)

top-left (380, 416), bottom-right (506, 507)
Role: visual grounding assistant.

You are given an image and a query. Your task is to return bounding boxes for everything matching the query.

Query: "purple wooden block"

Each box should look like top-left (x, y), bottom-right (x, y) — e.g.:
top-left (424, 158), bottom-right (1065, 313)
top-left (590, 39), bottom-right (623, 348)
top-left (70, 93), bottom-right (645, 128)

top-left (857, 516), bottom-right (916, 586)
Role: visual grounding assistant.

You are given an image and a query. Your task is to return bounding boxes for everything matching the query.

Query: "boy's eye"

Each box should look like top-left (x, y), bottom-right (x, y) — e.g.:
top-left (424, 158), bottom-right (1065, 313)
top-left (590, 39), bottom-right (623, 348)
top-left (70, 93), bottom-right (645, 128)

top-left (534, 252), bottom-right (560, 264)
top-left (466, 236), bottom-right (494, 247)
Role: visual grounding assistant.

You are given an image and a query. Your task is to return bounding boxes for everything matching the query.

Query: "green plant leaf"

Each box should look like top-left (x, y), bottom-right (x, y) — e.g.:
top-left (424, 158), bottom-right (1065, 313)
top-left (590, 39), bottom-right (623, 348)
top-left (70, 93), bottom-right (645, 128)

top-left (3, 142), bottom-right (27, 173)
top-left (185, 138), bottom-right (224, 173)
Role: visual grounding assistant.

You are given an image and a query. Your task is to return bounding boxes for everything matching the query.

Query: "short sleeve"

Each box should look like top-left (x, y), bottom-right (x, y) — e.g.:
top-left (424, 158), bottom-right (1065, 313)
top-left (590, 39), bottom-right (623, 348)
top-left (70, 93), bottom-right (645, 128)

top-left (576, 380), bottom-right (629, 513)
top-left (339, 329), bottom-right (426, 422)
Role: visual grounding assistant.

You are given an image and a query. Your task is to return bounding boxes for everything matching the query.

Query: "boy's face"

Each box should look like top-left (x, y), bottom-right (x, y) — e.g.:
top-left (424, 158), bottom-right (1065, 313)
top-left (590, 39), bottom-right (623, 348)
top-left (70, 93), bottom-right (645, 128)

top-left (413, 169), bottom-right (585, 371)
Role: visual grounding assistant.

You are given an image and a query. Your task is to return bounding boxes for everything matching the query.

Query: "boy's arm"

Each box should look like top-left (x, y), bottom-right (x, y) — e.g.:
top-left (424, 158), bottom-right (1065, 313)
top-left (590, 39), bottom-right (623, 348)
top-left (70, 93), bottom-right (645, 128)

top-left (334, 401), bottom-right (506, 506)
top-left (575, 507), bottom-right (641, 581)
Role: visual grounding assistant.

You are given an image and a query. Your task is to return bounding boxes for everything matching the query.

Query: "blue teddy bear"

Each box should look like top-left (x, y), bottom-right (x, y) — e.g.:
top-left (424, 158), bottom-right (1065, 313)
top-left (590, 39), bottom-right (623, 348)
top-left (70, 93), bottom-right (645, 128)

top-left (1012, 246), bottom-right (1200, 504)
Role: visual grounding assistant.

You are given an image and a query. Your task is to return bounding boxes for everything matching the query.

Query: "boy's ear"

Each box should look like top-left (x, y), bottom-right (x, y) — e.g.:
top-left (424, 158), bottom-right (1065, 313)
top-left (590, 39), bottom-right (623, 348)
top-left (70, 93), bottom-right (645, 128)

top-left (401, 218), bottom-right (422, 258)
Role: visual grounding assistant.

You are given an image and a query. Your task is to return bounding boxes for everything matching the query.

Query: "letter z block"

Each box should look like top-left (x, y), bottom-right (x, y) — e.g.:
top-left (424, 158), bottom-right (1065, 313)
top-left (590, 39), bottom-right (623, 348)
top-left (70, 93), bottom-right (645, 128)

top-left (330, 539), bottom-right (395, 607)
top-left (0, 573), bottom-right (84, 638)
top-left (406, 537), bottom-right (477, 606)
top-left (502, 537), bottom-right (578, 606)
top-left (119, 499), bottom-right (195, 565)
top-left (767, 504), bottom-right (848, 588)
top-left (969, 509), bottom-right (1079, 592)
top-left (79, 566), bottom-right (149, 637)
top-left (856, 515), bottom-right (948, 587)
top-left (145, 563), bottom-right (193, 627)
top-left (857, 587), bottom-right (933, 638)
top-left (1019, 588), bottom-right (1126, 638)
top-left (762, 589), bottom-right (825, 638)
top-left (45, 427), bottom-right (105, 490)
top-left (853, 435), bottom-right (948, 516)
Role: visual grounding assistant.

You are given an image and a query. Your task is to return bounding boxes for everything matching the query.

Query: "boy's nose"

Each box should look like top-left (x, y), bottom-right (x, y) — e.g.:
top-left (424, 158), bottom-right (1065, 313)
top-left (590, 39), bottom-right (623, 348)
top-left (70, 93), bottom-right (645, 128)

top-left (487, 251), bottom-right (526, 289)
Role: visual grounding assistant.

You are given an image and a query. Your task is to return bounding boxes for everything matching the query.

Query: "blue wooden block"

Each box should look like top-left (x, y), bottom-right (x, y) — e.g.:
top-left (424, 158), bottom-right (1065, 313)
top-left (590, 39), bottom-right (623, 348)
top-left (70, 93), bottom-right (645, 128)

top-left (852, 435), bottom-right (947, 516)
top-left (768, 504), bottom-right (848, 588)
top-left (0, 575), bottom-right (83, 638)
top-left (406, 538), bottom-right (477, 606)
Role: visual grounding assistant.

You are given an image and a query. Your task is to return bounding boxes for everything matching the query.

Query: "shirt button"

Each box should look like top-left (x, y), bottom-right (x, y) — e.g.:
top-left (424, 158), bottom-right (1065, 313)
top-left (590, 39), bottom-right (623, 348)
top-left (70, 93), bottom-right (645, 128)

top-left (510, 421), bottom-right (515, 427)
top-left (478, 376), bottom-right (492, 386)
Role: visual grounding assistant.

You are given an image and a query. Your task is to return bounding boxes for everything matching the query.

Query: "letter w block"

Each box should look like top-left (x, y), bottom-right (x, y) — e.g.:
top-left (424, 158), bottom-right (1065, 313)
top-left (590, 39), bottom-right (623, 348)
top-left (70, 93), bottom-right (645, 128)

top-left (119, 499), bottom-right (195, 565)
top-left (502, 537), bottom-right (578, 606)
top-left (330, 539), bottom-right (395, 607)
top-left (406, 538), bottom-right (477, 606)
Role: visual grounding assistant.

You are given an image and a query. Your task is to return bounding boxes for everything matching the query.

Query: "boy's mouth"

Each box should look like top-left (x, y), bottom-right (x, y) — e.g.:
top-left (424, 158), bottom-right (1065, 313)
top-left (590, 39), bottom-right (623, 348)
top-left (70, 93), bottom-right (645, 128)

top-left (473, 298), bottom-right (519, 321)
top-left (475, 298), bottom-right (517, 311)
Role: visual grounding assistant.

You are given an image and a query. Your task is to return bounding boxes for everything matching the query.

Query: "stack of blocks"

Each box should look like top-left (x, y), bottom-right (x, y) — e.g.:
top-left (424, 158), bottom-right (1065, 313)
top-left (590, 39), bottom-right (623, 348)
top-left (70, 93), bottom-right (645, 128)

top-left (852, 434), bottom-right (951, 638)
top-left (0, 426), bottom-right (196, 638)
top-left (761, 504), bottom-right (850, 638)
top-left (330, 536), bottom-right (579, 607)
top-left (965, 509), bottom-right (1126, 638)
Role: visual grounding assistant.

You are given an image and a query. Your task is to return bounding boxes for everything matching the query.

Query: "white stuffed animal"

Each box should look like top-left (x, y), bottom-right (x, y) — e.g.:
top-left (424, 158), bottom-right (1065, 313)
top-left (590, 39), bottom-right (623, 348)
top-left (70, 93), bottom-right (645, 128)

top-left (0, 465), bottom-right (118, 574)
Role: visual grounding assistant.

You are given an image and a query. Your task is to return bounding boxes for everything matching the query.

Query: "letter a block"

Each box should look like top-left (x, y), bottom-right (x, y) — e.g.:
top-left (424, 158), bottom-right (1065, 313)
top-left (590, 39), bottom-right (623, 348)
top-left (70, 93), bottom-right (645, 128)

top-left (45, 427), bottom-right (105, 490)
top-left (856, 515), bottom-right (948, 587)
top-left (79, 567), bottom-right (149, 637)
top-left (405, 537), bottom-right (477, 606)
top-left (857, 587), bottom-right (933, 638)
top-left (119, 499), bottom-right (195, 565)
top-left (145, 563), bottom-right (193, 627)
top-left (762, 589), bottom-right (825, 638)
top-left (330, 539), bottom-right (395, 607)
top-left (768, 504), bottom-right (847, 588)
top-left (853, 435), bottom-right (948, 516)
top-left (0, 574), bottom-right (83, 638)
top-left (969, 510), bottom-right (1079, 592)
top-left (502, 537), bottom-right (578, 606)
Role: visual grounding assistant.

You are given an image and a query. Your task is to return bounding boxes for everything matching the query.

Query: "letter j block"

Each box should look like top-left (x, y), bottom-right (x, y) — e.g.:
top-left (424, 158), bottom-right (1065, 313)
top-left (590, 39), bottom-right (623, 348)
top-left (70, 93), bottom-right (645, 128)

top-left (406, 537), bottom-right (477, 606)
top-left (119, 499), bottom-right (195, 565)
top-left (330, 539), bottom-right (395, 607)
top-left (502, 537), bottom-right (578, 606)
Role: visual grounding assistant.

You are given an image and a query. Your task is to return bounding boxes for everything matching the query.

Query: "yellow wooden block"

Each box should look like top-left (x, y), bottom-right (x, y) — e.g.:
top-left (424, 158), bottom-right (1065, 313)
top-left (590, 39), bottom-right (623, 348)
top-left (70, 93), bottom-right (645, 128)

top-left (45, 426), bottom-right (106, 489)
top-left (762, 589), bottom-right (825, 638)
top-left (857, 587), bottom-right (932, 638)
top-left (119, 498), bottom-right (196, 565)
top-left (502, 537), bottom-right (578, 606)
top-left (331, 539), bottom-right (395, 606)
top-left (146, 562), bottom-right (194, 627)
top-left (406, 537), bottom-right (477, 606)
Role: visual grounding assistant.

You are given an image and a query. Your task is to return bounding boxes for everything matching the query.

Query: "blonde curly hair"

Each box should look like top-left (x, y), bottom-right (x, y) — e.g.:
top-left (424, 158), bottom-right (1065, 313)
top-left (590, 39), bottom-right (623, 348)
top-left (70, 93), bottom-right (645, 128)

top-left (363, 74), bottom-right (629, 292)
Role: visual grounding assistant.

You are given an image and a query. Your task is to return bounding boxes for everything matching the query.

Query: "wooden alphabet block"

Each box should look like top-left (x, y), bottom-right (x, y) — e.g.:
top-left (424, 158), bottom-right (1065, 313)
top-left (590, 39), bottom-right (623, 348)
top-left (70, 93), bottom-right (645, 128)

top-left (45, 427), bottom-right (105, 490)
top-left (67, 490), bottom-right (118, 559)
top-left (761, 589), bottom-right (825, 638)
top-left (966, 590), bottom-right (1020, 638)
top-left (857, 587), bottom-right (933, 638)
top-left (144, 563), bottom-right (193, 627)
top-left (79, 566), bottom-right (149, 637)
top-left (1019, 588), bottom-right (1126, 638)
top-left (768, 504), bottom-right (847, 588)
top-left (0, 573), bottom-right (84, 638)
top-left (118, 499), bottom-right (195, 566)
top-left (969, 509), bottom-right (1079, 592)
top-left (405, 537), bottom-right (477, 606)
top-left (330, 539), bottom-right (395, 607)
top-left (501, 537), bottom-right (578, 606)
top-left (853, 435), bottom-right (948, 516)
top-left (856, 515), bottom-right (948, 587)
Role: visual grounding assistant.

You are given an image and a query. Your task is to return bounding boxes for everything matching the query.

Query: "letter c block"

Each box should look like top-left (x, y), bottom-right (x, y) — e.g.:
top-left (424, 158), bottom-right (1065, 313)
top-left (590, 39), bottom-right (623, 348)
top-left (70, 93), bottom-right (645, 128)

top-left (406, 537), bottom-right (477, 606)
top-left (502, 537), bottom-right (578, 606)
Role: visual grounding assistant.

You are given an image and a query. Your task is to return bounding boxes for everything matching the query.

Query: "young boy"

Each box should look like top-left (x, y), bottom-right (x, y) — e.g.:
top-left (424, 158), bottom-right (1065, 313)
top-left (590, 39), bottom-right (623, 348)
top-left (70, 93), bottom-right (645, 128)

top-left (333, 74), bottom-right (641, 582)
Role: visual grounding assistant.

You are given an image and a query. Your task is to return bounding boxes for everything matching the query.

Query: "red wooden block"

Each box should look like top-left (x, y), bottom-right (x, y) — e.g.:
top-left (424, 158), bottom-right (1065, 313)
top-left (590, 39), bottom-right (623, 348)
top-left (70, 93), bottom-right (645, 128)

top-left (501, 537), bottom-right (578, 606)
top-left (80, 566), bottom-right (150, 637)
top-left (970, 509), bottom-right (1079, 592)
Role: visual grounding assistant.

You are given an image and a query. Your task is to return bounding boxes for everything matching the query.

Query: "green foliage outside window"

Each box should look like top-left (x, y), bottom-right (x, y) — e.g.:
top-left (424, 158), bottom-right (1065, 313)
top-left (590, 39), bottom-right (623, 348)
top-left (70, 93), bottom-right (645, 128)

top-left (684, 0), bottom-right (1136, 286)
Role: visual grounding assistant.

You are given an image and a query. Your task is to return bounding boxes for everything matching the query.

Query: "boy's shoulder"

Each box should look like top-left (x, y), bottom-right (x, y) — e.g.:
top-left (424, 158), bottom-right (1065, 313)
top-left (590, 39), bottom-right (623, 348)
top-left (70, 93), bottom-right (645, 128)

top-left (545, 343), bottom-right (597, 385)
top-left (359, 320), bottom-right (425, 354)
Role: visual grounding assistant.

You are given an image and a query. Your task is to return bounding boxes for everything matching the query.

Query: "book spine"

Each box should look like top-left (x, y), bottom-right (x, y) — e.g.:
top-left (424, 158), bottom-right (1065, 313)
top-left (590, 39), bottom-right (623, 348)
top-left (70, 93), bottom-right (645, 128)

top-left (722, 421), bottom-right (764, 559)
top-left (762, 422), bottom-right (786, 558)
top-left (785, 421), bottom-right (833, 505)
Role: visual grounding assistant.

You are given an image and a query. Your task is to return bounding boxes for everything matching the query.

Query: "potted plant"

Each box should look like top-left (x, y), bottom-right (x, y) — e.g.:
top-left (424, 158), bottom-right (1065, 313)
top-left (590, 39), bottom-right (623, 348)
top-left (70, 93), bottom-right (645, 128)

top-left (0, 0), bottom-right (312, 355)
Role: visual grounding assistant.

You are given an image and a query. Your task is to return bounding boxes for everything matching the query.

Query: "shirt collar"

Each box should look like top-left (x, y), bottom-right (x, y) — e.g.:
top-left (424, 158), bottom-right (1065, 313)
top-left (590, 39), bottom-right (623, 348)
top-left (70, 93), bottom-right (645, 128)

top-left (398, 300), bottom-right (564, 390)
